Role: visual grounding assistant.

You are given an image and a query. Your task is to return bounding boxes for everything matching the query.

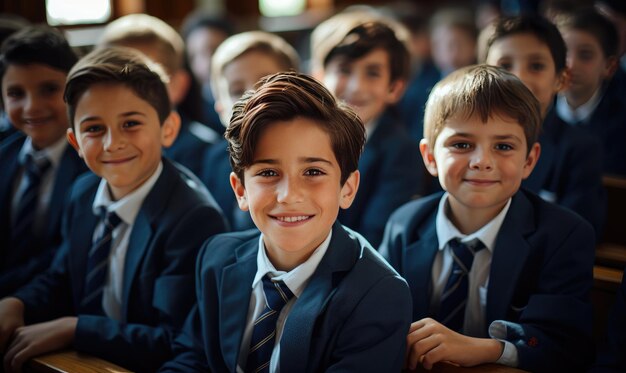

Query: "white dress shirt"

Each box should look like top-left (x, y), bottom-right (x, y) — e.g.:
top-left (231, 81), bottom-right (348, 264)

top-left (556, 88), bottom-right (603, 125)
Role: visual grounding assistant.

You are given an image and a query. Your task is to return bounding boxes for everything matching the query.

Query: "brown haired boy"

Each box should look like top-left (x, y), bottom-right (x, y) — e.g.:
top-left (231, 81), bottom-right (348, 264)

top-left (160, 71), bottom-right (411, 372)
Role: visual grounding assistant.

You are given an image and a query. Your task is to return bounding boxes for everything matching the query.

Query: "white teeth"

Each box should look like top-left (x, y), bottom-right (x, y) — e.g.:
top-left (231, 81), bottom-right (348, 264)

top-left (277, 216), bottom-right (309, 223)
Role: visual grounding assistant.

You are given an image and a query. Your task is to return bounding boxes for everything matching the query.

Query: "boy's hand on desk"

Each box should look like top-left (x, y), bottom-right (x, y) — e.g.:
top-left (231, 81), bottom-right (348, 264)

top-left (3, 316), bottom-right (77, 373)
top-left (0, 297), bottom-right (25, 352)
top-left (405, 318), bottom-right (504, 371)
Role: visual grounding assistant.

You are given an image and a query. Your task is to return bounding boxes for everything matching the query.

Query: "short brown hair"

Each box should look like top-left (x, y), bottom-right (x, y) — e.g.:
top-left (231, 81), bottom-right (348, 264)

top-left (98, 14), bottom-right (184, 74)
top-left (226, 72), bottom-right (365, 185)
top-left (424, 64), bottom-right (541, 153)
top-left (64, 46), bottom-right (171, 130)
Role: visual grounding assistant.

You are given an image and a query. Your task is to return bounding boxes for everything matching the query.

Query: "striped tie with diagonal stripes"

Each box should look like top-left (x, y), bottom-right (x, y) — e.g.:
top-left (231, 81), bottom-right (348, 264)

top-left (245, 275), bottom-right (294, 373)
top-left (437, 238), bottom-right (485, 332)
top-left (11, 154), bottom-right (51, 247)
top-left (80, 209), bottom-right (122, 315)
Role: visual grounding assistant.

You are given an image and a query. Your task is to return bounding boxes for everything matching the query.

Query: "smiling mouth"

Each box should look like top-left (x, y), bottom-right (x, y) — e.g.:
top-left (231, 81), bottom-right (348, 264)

top-left (103, 156), bottom-right (136, 164)
top-left (24, 117), bottom-right (53, 126)
top-left (465, 179), bottom-right (498, 185)
top-left (272, 215), bottom-right (313, 223)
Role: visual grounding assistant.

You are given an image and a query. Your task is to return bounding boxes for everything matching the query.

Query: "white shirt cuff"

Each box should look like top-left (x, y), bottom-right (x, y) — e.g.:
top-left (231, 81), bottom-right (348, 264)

top-left (489, 320), bottom-right (520, 367)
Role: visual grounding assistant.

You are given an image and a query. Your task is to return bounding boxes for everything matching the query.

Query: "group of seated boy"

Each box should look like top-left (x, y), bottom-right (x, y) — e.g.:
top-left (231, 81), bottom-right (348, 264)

top-left (0, 3), bottom-right (624, 373)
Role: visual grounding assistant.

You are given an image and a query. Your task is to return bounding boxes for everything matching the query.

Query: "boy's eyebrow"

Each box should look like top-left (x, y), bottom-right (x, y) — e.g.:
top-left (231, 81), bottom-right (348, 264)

top-left (251, 157), bottom-right (334, 166)
top-left (492, 134), bottom-right (523, 143)
top-left (450, 132), bottom-right (523, 142)
top-left (78, 111), bottom-right (147, 125)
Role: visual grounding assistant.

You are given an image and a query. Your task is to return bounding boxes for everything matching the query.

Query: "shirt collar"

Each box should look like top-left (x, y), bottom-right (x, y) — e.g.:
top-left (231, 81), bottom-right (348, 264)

top-left (18, 136), bottom-right (68, 169)
top-left (556, 88), bottom-right (603, 125)
top-left (92, 161), bottom-right (163, 225)
top-left (253, 230), bottom-right (333, 298)
top-left (435, 192), bottom-right (512, 253)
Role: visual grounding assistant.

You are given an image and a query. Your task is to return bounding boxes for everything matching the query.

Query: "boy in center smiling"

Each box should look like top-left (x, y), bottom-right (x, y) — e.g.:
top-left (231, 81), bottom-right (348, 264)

top-left (159, 72), bottom-right (412, 372)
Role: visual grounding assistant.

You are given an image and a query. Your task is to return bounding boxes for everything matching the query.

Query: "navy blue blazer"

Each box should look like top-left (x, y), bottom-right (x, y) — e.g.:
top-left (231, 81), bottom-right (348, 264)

top-left (380, 190), bottom-right (595, 373)
top-left (159, 222), bottom-right (412, 372)
top-left (523, 107), bottom-right (606, 238)
top-left (12, 158), bottom-right (228, 373)
top-left (574, 79), bottom-right (626, 177)
top-left (164, 113), bottom-right (220, 178)
top-left (199, 139), bottom-right (255, 231)
top-left (338, 110), bottom-right (428, 247)
top-left (591, 267), bottom-right (626, 373)
top-left (0, 133), bottom-right (88, 297)
top-left (398, 60), bottom-right (442, 140)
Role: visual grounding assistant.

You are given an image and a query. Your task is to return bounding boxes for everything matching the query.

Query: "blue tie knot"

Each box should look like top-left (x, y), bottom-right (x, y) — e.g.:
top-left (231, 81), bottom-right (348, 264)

top-left (261, 275), bottom-right (294, 312)
top-left (23, 153), bottom-right (51, 179)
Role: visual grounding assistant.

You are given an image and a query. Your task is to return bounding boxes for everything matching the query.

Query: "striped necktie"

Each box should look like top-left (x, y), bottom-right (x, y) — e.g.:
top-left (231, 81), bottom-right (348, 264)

top-left (437, 238), bottom-right (485, 332)
top-left (245, 275), bottom-right (294, 373)
top-left (80, 209), bottom-right (122, 315)
top-left (11, 153), bottom-right (51, 246)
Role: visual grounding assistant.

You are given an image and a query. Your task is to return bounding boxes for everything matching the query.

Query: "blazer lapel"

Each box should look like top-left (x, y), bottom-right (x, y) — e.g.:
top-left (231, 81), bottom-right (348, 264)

top-left (404, 220), bottom-right (438, 319)
top-left (220, 240), bottom-right (257, 372)
top-left (280, 222), bottom-right (358, 372)
top-left (121, 159), bottom-right (174, 319)
top-left (486, 192), bottom-right (534, 322)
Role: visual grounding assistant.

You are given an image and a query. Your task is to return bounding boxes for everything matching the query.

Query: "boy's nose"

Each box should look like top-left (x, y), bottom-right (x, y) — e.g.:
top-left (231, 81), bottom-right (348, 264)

top-left (469, 148), bottom-right (494, 171)
top-left (23, 94), bottom-right (42, 115)
top-left (103, 129), bottom-right (126, 151)
top-left (276, 177), bottom-right (304, 204)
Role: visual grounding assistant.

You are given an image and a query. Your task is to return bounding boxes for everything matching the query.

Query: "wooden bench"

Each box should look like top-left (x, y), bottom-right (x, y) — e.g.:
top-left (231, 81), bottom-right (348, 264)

top-left (27, 350), bottom-right (132, 373)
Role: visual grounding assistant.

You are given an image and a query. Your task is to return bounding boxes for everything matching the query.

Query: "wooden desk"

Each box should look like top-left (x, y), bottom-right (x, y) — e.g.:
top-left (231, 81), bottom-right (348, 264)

top-left (410, 361), bottom-right (529, 372)
top-left (27, 350), bottom-right (132, 373)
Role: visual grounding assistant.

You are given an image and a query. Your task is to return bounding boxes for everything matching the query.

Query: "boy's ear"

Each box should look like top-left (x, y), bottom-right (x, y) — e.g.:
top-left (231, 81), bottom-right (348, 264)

top-left (66, 128), bottom-right (84, 158)
top-left (161, 111), bottom-right (181, 148)
top-left (386, 80), bottom-right (407, 104)
top-left (339, 170), bottom-right (360, 210)
top-left (554, 68), bottom-right (571, 93)
top-left (230, 172), bottom-right (249, 211)
top-left (522, 142), bottom-right (541, 179)
top-left (605, 56), bottom-right (619, 79)
top-left (167, 70), bottom-right (191, 106)
top-left (419, 139), bottom-right (438, 177)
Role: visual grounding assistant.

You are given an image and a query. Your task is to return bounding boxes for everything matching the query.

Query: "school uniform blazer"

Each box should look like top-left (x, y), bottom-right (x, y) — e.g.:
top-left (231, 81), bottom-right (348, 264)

top-left (0, 132), bottom-right (88, 297)
top-left (523, 107), bottom-right (606, 238)
top-left (164, 114), bottom-right (219, 178)
top-left (338, 110), bottom-right (426, 248)
top-left (581, 80), bottom-right (626, 177)
top-left (13, 158), bottom-right (228, 373)
top-left (199, 139), bottom-right (254, 231)
top-left (379, 189), bottom-right (595, 373)
top-left (159, 222), bottom-right (412, 372)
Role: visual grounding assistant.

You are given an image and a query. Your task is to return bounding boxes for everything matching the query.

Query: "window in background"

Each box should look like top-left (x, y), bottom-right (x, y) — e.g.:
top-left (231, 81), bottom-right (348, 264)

top-left (46, 0), bottom-right (111, 25)
top-left (259, 0), bottom-right (306, 17)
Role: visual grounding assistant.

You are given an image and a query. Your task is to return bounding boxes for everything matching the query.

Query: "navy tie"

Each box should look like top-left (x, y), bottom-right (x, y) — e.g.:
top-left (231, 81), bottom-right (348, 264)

top-left (245, 275), bottom-right (294, 373)
top-left (80, 209), bottom-right (122, 314)
top-left (437, 238), bottom-right (485, 332)
top-left (11, 154), bottom-right (51, 247)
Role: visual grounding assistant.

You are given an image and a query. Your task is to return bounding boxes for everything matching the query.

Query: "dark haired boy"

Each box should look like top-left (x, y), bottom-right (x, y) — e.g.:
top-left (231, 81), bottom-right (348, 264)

top-left (0, 47), bottom-right (227, 372)
top-left (180, 10), bottom-right (234, 133)
top-left (381, 64), bottom-right (595, 372)
top-left (0, 25), bottom-right (88, 297)
top-left (312, 16), bottom-right (429, 247)
top-left (160, 72), bottom-right (411, 372)
top-left (485, 15), bottom-right (606, 238)
top-left (557, 9), bottom-right (626, 176)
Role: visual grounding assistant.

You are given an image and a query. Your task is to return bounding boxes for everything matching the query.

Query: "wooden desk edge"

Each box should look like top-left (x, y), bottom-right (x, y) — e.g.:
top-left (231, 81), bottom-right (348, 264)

top-left (409, 361), bottom-right (529, 372)
top-left (29, 350), bottom-right (132, 373)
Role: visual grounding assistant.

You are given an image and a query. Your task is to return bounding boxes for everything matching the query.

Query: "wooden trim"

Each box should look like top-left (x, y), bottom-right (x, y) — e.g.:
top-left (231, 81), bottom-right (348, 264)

top-left (28, 350), bottom-right (132, 373)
